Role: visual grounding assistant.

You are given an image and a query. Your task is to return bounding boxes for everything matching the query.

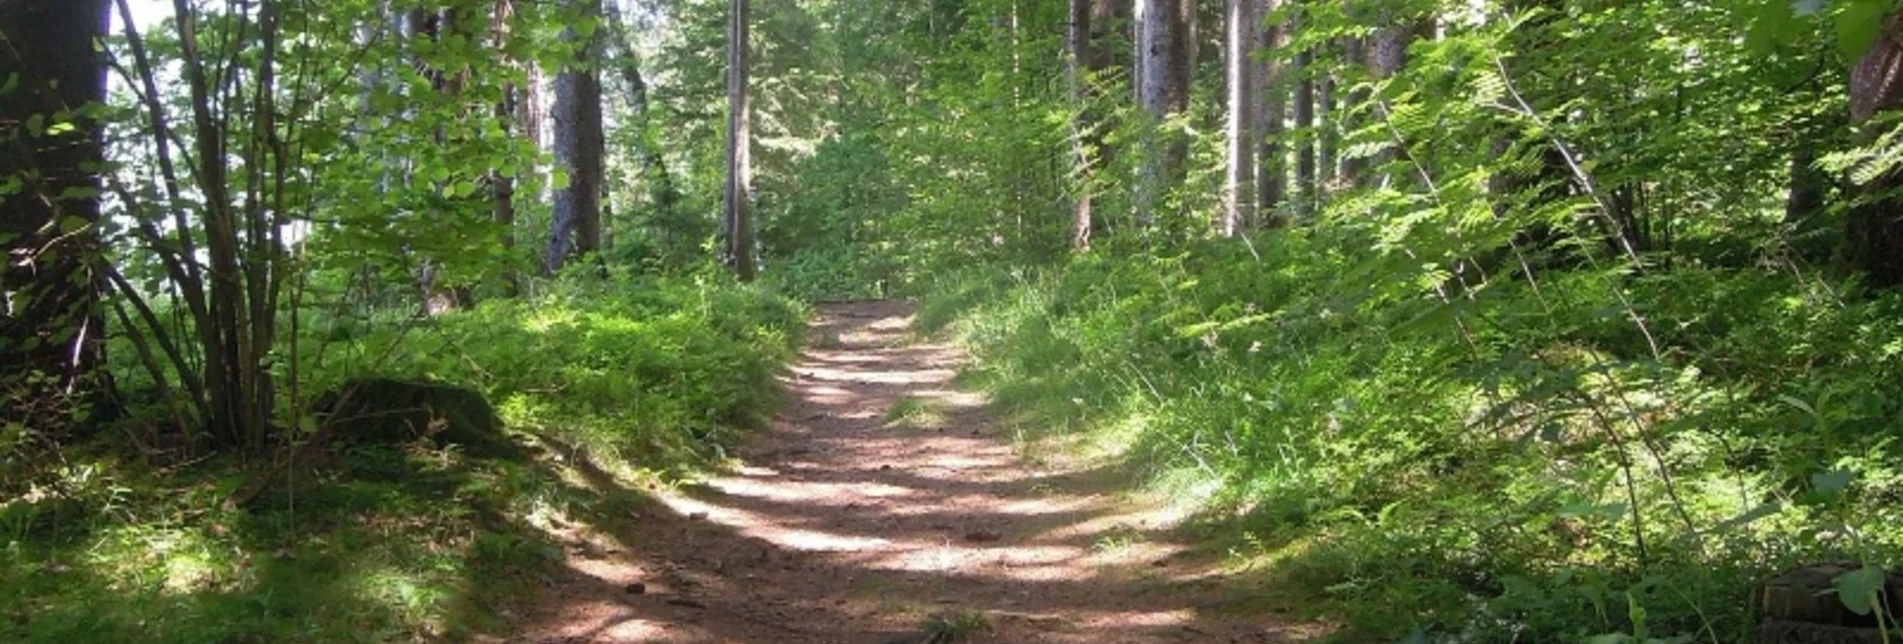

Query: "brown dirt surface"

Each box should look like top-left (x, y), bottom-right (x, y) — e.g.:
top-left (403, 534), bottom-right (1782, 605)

top-left (509, 300), bottom-right (1319, 643)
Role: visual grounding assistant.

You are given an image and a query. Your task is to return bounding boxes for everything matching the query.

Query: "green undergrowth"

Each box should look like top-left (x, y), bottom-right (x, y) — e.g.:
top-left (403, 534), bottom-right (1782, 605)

top-left (2, 276), bottom-right (805, 643)
top-left (918, 233), bottom-right (1903, 642)
top-left (301, 275), bottom-right (807, 468)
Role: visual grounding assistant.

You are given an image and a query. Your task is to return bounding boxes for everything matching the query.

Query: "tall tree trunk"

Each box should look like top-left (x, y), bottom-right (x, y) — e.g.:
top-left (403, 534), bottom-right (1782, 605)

top-left (1253, 0), bottom-right (1286, 225)
top-left (724, 0), bottom-right (756, 281)
top-left (1324, 38), bottom-right (1351, 186)
top-left (1136, 0), bottom-right (1189, 224)
top-left (0, 0), bottom-right (109, 424)
top-left (1221, 0), bottom-right (1255, 236)
top-left (1069, 0), bottom-right (1117, 249)
top-left (494, 0), bottom-right (520, 296)
top-left (418, 5), bottom-right (477, 314)
top-left (1846, 10), bottom-right (1903, 287)
top-left (547, 0), bottom-right (605, 274)
top-left (1365, 13), bottom-right (1426, 182)
top-left (1292, 11), bottom-right (1316, 219)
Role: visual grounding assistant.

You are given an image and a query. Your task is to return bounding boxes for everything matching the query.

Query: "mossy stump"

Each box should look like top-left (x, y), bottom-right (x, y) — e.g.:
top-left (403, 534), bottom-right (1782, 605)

top-left (311, 378), bottom-right (505, 453)
top-left (1758, 564), bottom-right (1902, 644)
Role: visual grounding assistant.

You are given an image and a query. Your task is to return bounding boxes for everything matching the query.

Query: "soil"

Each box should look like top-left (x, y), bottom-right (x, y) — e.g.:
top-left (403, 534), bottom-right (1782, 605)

top-left (510, 300), bottom-right (1319, 643)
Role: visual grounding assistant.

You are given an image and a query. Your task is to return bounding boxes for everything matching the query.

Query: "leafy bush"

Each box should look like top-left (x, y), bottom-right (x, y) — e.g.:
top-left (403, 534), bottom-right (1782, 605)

top-left (292, 275), bottom-right (805, 467)
top-left (922, 230), bottom-right (1903, 641)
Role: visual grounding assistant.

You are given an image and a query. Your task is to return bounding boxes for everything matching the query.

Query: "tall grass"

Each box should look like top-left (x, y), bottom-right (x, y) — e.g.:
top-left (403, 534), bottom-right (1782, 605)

top-left (919, 230), bottom-right (1903, 641)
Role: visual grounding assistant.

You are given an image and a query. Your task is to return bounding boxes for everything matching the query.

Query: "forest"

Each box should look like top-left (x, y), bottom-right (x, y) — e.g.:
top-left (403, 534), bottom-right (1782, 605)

top-left (5, 0), bottom-right (1903, 641)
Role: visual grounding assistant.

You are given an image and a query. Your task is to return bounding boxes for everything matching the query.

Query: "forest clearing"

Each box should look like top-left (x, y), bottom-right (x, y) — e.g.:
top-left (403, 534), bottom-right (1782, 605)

top-left (8, 0), bottom-right (1903, 642)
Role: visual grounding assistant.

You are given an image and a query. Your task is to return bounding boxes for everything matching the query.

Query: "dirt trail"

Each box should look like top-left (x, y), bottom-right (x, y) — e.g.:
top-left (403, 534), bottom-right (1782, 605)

top-left (514, 301), bottom-right (1313, 643)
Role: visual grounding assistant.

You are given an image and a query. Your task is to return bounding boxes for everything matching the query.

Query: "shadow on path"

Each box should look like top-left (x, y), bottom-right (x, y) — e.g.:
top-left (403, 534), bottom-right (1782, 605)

top-left (513, 301), bottom-right (1322, 643)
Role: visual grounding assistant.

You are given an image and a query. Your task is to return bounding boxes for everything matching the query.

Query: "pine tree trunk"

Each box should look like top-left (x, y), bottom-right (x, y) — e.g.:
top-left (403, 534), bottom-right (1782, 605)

top-left (1069, 0), bottom-right (1117, 249)
top-left (494, 0), bottom-right (520, 296)
top-left (1365, 13), bottom-right (1427, 181)
top-left (1136, 0), bottom-right (1188, 224)
top-left (1845, 10), bottom-right (1903, 287)
top-left (0, 0), bottom-right (109, 423)
top-left (547, 0), bottom-right (605, 274)
top-left (1292, 12), bottom-right (1315, 219)
top-left (1221, 0), bottom-right (1256, 236)
top-left (1324, 38), bottom-right (1350, 186)
top-left (724, 0), bottom-right (756, 281)
top-left (1253, 0), bottom-right (1286, 225)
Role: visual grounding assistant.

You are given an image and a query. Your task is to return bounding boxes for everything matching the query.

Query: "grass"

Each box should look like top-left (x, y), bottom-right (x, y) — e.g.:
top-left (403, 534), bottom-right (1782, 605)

top-left (884, 396), bottom-right (950, 431)
top-left (2, 276), bottom-right (805, 643)
top-left (913, 232), bottom-right (1903, 642)
top-left (919, 610), bottom-right (992, 642)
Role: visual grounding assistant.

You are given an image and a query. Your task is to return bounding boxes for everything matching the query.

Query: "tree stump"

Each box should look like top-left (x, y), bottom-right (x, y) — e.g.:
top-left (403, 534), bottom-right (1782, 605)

top-left (310, 378), bottom-right (505, 452)
top-left (1758, 564), bottom-right (1902, 643)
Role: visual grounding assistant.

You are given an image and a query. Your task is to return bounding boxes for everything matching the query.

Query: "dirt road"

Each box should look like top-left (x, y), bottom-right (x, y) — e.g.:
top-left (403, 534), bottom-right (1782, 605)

top-left (515, 301), bottom-right (1312, 643)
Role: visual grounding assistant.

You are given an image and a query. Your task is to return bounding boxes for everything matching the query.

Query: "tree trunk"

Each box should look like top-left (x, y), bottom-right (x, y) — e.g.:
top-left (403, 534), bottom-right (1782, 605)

top-left (418, 5), bottom-right (477, 314)
top-left (1845, 10), bottom-right (1903, 287)
top-left (0, 0), bottom-right (109, 424)
top-left (1253, 0), bottom-right (1285, 225)
top-left (1069, 0), bottom-right (1117, 249)
top-left (724, 0), bottom-right (756, 280)
top-left (1221, 0), bottom-right (1256, 236)
top-left (1325, 38), bottom-right (1351, 186)
top-left (1136, 0), bottom-right (1189, 224)
top-left (494, 0), bottom-right (520, 296)
top-left (1292, 12), bottom-right (1315, 219)
top-left (547, 0), bottom-right (605, 274)
top-left (1365, 13), bottom-right (1427, 181)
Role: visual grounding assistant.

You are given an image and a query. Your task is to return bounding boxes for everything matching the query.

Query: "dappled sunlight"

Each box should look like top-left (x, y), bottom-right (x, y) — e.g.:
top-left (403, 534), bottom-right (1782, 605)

top-left (508, 302), bottom-right (1301, 642)
top-left (705, 476), bottom-right (918, 503)
top-left (791, 364), bottom-right (958, 385)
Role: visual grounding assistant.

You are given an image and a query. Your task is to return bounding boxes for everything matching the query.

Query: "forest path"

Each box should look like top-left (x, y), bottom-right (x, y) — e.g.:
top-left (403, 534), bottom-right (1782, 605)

top-left (514, 300), bottom-right (1314, 643)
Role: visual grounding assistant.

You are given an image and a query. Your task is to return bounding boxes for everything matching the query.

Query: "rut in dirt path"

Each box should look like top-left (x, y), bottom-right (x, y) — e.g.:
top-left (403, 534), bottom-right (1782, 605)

top-left (516, 301), bottom-right (1316, 643)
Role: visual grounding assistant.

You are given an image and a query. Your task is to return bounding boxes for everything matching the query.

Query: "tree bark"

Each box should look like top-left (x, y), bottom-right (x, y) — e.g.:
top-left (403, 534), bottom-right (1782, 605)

top-left (1846, 10), bottom-right (1903, 287)
top-left (724, 0), bottom-right (756, 280)
top-left (547, 0), bottom-right (605, 274)
top-left (418, 5), bottom-right (477, 314)
top-left (1364, 13), bottom-right (1428, 181)
top-left (1069, 0), bottom-right (1117, 249)
top-left (1253, 0), bottom-right (1286, 225)
top-left (1136, 0), bottom-right (1189, 224)
top-left (1292, 11), bottom-right (1315, 219)
top-left (494, 0), bottom-right (520, 296)
top-left (0, 0), bottom-right (109, 421)
top-left (1324, 38), bottom-right (1350, 185)
top-left (1221, 0), bottom-right (1256, 236)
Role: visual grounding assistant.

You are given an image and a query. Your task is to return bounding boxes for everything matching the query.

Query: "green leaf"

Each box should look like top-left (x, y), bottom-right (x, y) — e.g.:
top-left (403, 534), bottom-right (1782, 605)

top-left (57, 186), bottom-right (99, 201)
top-left (1747, 0), bottom-right (1799, 54)
top-left (1834, 565), bottom-right (1886, 616)
top-left (0, 73), bottom-right (17, 95)
top-left (429, 164), bottom-right (451, 184)
top-left (552, 168), bottom-right (572, 191)
top-left (25, 114), bottom-right (44, 136)
top-left (1838, 0), bottom-right (1892, 60)
top-left (58, 215), bottom-right (90, 233)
